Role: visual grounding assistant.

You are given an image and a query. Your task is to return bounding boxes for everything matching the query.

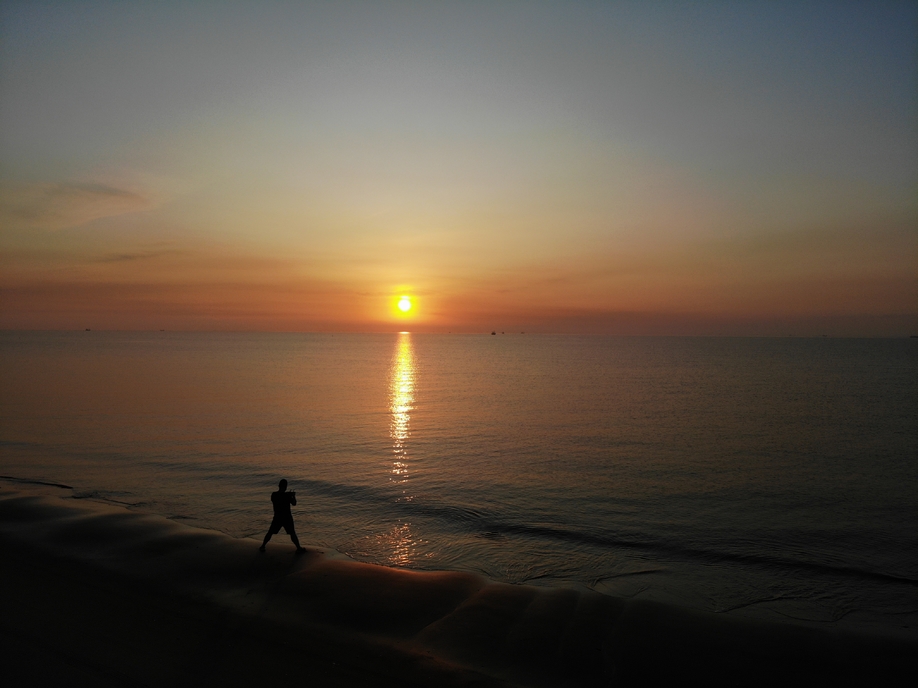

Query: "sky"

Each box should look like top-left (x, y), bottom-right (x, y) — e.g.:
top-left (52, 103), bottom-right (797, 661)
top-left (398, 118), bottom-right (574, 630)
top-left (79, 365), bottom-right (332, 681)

top-left (1, 1), bottom-right (916, 335)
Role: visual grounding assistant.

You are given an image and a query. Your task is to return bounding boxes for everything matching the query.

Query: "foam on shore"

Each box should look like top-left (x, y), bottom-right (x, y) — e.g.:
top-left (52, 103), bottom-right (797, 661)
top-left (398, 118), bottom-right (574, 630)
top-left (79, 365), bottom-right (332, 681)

top-left (1, 482), bottom-right (913, 687)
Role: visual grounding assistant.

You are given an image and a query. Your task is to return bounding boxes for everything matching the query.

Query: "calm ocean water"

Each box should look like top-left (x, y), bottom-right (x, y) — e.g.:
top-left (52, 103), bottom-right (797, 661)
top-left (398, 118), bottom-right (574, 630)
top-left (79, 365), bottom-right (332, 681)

top-left (2, 331), bottom-right (916, 636)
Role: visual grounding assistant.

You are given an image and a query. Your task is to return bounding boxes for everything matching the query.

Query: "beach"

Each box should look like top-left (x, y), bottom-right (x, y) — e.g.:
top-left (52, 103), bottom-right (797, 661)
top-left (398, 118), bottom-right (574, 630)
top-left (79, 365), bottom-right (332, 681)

top-left (2, 481), bottom-right (913, 687)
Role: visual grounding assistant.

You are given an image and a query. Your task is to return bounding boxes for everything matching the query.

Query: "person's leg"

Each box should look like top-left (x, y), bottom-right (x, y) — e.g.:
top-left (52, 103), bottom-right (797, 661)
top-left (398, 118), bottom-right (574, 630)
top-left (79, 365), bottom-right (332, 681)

top-left (288, 524), bottom-right (304, 552)
top-left (259, 530), bottom-right (272, 551)
top-left (261, 521), bottom-right (279, 551)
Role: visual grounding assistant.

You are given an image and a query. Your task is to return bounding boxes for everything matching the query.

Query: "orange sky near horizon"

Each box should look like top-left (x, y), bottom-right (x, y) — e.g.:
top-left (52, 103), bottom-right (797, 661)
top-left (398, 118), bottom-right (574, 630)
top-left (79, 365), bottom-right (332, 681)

top-left (1, 2), bottom-right (916, 336)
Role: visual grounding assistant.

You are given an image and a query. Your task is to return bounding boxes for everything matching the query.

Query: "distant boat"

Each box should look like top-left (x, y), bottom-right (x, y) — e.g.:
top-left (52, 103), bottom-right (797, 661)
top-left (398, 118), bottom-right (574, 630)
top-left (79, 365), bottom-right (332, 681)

top-left (85, 328), bottom-right (90, 331)
top-left (491, 331), bottom-right (496, 335)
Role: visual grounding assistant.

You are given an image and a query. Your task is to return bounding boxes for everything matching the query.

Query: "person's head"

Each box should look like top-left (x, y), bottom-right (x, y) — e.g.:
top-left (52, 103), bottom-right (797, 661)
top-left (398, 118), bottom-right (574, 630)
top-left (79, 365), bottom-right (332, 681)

top-left (278, 479), bottom-right (288, 492)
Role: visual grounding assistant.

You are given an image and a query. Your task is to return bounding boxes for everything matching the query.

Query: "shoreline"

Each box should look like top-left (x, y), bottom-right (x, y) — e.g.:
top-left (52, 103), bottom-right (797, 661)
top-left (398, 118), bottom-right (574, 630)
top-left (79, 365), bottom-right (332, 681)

top-left (1, 482), bottom-right (914, 687)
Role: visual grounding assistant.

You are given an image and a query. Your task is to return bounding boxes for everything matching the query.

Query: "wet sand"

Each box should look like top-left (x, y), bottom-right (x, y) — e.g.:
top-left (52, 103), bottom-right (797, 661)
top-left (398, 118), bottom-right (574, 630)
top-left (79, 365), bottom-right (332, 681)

top-left (1, 483), bottom-right (913, 687)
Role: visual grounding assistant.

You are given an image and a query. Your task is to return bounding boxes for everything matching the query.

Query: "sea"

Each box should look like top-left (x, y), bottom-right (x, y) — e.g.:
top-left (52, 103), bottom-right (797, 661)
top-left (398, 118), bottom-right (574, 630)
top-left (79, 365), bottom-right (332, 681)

top-left (1, 331), bottom-right (916, 638)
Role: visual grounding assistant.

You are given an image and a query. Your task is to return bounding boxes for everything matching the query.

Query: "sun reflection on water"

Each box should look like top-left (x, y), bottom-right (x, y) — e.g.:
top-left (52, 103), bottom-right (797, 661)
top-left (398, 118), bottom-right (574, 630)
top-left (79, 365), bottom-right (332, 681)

top-left (390, 332), bottom-right (414, 484)
top-left (385, 331), bottom-right (422, 566)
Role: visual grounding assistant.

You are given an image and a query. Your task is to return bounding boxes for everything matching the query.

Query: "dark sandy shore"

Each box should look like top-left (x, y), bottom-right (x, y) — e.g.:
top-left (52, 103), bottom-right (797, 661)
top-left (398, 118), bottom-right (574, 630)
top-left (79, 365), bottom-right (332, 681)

top-left (1, 483), bottom-right (913, 687)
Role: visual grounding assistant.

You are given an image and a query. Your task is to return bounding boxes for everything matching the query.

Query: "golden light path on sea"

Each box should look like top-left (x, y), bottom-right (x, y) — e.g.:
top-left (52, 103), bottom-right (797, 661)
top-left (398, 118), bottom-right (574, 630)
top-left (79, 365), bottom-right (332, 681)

top-left (383, 331), bottom-right (421, 566)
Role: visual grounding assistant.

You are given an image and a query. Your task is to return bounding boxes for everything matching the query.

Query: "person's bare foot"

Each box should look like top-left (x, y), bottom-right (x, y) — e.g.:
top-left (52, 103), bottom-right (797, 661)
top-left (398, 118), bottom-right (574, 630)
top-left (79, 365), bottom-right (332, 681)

top-left (259, 545), bottom-right (266, 552)
top-left (295, 547), bottom-right (306, 554)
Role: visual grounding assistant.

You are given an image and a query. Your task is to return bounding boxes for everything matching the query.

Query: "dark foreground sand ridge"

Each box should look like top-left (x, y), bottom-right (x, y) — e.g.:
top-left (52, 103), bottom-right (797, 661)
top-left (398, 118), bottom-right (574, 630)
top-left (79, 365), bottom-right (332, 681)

top-left (1, 483), bottom-right (913, 687)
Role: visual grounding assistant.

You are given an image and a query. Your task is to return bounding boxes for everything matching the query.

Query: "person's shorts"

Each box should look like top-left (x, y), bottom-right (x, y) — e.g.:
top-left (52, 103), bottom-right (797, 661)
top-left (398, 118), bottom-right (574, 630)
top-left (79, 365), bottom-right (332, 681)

top-left (269, 517), bottom-right (295, 535)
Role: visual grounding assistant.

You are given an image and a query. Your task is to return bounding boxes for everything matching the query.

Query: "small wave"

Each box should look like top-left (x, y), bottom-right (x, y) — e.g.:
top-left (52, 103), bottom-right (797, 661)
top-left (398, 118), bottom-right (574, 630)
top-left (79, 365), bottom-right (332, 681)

top-left (714, 594), bottom-right (803, 614)
top-left (592, 569), bottom-right (666, 585)
top-left (71, 490), bottom-right (144, 508)
top-left (0, 475), bottom-right (73, 489)
top-left (482, 521), bottom-right (918, 588)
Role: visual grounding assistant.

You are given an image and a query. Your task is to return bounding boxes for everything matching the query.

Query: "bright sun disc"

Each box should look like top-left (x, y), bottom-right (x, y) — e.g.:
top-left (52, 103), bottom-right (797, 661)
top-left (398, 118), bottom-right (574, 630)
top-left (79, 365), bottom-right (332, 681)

top-left (398, 297), bottom-right (412, 312)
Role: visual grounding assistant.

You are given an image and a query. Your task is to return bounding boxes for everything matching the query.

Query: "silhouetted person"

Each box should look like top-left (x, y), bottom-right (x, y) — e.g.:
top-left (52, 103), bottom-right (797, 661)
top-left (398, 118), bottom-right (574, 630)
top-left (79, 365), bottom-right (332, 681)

top-left (260, 479), bottom-right (305, 552)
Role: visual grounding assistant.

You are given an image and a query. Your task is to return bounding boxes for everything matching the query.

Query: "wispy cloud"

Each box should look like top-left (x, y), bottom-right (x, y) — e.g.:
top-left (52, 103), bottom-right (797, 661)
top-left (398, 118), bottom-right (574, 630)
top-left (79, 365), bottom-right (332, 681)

top-left (0, 182), bottom-right (154, 230)
top-left (93, 249), bottom-right (182, 263)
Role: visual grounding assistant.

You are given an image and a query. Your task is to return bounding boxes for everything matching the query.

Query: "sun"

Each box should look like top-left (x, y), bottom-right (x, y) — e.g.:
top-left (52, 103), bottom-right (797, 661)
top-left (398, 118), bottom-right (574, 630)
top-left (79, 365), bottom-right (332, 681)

top-left (389, 291), bottom-right (417, 319)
